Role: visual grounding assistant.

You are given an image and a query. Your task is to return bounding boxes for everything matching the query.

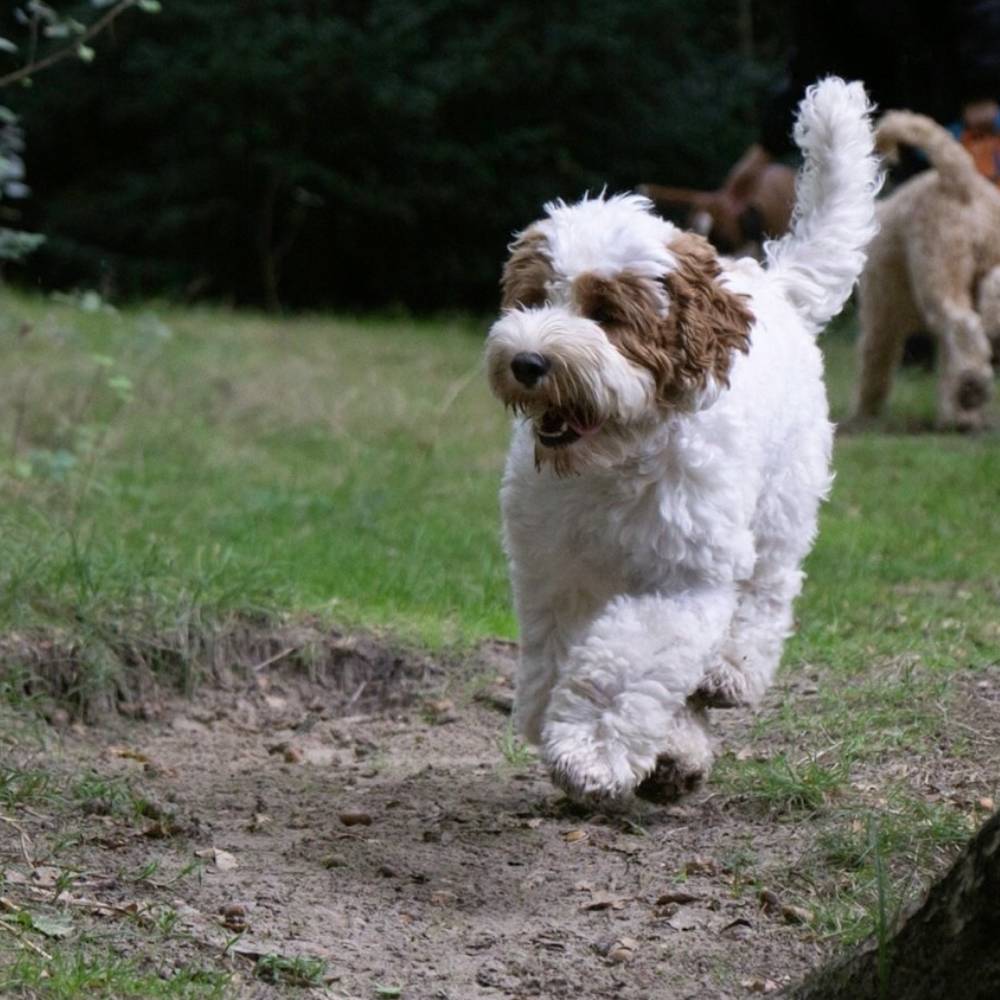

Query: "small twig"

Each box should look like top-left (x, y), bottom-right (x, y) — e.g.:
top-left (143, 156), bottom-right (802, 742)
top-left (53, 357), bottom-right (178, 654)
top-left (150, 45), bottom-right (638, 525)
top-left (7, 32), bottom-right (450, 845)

top-left (251, 646), bottom-right (298, 673)
top-left (0, 898), bottom-right (53, 960)
top-left (0, 0), bottom-right (140, 89)
top-left (0, 914), bottom-right (53, 961)
top-left (0, 814), bottom-right (34, 867)
top-left (812, 740), bottom-right (845, 761)
top-left (947, 718), bottom-right (992, 743)
top-left (63, 895), bottom-right (155, 925)
top-left (344, 680), bottom-right (368, 709)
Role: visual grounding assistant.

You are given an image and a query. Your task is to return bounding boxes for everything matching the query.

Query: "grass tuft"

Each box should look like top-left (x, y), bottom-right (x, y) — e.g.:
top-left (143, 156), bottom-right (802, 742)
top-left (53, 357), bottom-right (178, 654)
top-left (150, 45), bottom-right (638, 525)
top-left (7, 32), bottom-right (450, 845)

top-left (0, 951), bottom-right (229, 999)
top-left (497, 719), bottom-right (535, 767)
top-left (254, 953), bottom-right (327, 987)
top-left (715, 752), bottom-right (849, 816)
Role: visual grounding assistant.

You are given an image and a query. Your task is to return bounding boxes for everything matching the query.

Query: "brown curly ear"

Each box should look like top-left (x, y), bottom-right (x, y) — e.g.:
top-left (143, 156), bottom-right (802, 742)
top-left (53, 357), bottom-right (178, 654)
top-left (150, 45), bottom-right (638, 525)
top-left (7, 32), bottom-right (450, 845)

top-left (657, 232), bottom-right (753, 400)
top-left (500, 228), bottom-right (553, 310)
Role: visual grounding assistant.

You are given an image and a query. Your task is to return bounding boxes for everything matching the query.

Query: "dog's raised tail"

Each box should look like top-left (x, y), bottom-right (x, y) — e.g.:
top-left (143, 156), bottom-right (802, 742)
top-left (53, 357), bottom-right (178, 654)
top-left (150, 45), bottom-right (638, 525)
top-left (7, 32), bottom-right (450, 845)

top-left (764, 78), bottom-right (881, 332)
top-left (875, 110), bottom-right (978, 199)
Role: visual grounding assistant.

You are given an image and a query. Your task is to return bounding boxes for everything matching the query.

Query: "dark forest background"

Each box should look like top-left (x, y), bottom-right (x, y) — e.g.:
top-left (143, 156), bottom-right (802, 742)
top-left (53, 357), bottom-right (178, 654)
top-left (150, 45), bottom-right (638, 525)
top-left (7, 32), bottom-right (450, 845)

top-left (2, 1), bottom-right (792, 312)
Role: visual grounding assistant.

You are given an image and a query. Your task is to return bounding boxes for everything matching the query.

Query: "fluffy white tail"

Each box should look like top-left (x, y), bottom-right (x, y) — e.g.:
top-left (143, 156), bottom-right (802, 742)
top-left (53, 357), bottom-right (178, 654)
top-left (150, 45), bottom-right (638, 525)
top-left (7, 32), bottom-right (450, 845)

top-left (764, 78), bottom-right (881, 331)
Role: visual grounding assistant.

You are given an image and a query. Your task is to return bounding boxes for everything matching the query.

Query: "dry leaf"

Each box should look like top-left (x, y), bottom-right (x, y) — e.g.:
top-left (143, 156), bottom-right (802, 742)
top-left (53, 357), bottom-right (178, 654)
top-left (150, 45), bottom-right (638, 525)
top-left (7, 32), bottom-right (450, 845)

top-left (666, 911), bottom-right (700, 932)
top-left (742, 977), bottom-right (780, 994)
top-left (29, 867), bottom-right (61, 889)
top-left (195, 848), bottom-right (238, 871)
top-left (605, 937), bottom-right (638, 963)
top-left (562, 829), bottom-right (588, 844)
top-left (758, 889), bottom-right (780, 913)
top-left (580, 892), bottom-right (627, 912)
top-left (248, 812), bottom-right (272, 832)
top-left (142, 819), bottom-right (184, 839)
top-left (218, 903), bottom-right (248, 932)
top-left (30, 913), bottom-right (73, 939)
top-left (684, 855), bottom-right (719, 876)
top-left (425, 699), bottom-right (458, 724)
top-left (720, 917), bottom-right (754, 940)
top-left (781, 904), bottom-right (813, 925)
top-left (656, 889), bottom-right (699, 906)
top-left (339, 811), bottom-right (373, 827)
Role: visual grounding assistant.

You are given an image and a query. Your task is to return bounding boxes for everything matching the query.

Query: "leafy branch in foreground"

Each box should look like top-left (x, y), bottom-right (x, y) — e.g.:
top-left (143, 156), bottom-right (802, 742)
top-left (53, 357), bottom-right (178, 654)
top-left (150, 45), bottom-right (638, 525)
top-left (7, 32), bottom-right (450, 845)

top-left (0, 1), bottom-right (162, 262)
top-left (0, 1), bottom-right (161, 90)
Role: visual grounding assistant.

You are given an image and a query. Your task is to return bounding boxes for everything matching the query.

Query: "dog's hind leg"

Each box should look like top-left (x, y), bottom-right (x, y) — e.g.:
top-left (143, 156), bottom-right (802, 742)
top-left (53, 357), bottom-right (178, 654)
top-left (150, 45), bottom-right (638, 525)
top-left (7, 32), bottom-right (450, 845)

top-left (934, 310), bottom-right (994, 430)
top-left (975, 265), bottom-right (1000, 369)
top-left (694, 564), bottom-right (804, 709)
top-left (909, 248), bottom-right (994, 429)
top-left (853, 264), bottom-right (919, 423)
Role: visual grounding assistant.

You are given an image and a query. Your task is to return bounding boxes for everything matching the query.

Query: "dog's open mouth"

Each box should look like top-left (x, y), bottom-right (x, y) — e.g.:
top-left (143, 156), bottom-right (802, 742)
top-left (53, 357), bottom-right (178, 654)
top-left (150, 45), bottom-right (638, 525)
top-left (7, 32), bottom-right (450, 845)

top-left (535, 408), bottom-right (603, 448)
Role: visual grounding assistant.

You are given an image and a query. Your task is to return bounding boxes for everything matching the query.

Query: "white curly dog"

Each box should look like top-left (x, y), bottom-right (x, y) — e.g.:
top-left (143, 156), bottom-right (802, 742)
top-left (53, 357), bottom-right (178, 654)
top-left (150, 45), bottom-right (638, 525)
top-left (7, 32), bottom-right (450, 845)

top-left (485, 79), bottom-right (880, 805)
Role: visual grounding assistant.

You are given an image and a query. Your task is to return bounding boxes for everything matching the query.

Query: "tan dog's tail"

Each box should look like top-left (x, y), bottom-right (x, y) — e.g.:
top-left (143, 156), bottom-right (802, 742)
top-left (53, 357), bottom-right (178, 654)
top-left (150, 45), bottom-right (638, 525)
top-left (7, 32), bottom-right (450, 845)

top-left (876, 111), bottom-right (978, 198)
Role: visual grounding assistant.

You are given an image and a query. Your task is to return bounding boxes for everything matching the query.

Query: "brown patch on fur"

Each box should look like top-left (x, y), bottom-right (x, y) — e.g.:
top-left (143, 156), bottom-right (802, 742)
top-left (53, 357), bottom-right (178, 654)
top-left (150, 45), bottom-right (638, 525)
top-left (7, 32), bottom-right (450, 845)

top-left (500, 228), bottom-right (553, 310)
top-left (660, 232), bottom-right (754, 393)
top-left (574, 232), bottom-right (753, 404)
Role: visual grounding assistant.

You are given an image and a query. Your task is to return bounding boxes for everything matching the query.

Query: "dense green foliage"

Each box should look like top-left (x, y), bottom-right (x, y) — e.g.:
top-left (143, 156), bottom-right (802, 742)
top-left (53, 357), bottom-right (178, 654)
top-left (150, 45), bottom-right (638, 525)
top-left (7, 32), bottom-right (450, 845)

top-left (3, 0), bottom-right (788, 310)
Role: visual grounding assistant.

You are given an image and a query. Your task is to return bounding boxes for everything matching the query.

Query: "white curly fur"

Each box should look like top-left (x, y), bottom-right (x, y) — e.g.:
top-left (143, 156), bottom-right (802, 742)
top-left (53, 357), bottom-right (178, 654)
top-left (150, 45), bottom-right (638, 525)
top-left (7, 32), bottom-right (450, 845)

top-left (487, 78), bottom-right (879, 804)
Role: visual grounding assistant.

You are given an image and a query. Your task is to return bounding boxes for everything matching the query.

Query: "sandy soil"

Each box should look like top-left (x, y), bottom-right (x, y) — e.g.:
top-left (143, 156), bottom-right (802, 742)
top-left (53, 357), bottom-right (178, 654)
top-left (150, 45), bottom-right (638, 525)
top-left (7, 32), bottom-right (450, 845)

top-left (2, 638), bottom-right (870, 1000)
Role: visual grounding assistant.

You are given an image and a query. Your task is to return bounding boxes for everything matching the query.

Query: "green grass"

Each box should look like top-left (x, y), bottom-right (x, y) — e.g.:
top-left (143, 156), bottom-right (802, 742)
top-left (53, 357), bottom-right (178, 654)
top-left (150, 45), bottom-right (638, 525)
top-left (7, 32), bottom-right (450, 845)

top-left (0, 721), bottom-right (228, 1000)
top-left (0, 765), bottom-right (54, 809)
top-left (714, 752), bottom-right (850, 816)
top-left (0, 285), bottom-right (996, 720)
top-left (1, 287), bottom-right (996, 725)
top-left (799, 795), bottom-right (979, 948)
top-left (254, 953), bottom-right (327, 988)
top-left (2, 288), bottom-right (997, 662)
top-left (0, 950), bottom-right (229, 1000)
top-left (498, 719), bottom-right (536, 768)
top-left (1, 290), bottom-right (512, 685)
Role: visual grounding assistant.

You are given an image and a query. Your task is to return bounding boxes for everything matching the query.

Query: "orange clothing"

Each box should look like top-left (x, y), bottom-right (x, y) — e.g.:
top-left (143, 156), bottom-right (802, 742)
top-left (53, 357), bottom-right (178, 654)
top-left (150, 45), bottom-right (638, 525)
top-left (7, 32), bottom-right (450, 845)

top-left (960, 130), bottom-right (1000, 184)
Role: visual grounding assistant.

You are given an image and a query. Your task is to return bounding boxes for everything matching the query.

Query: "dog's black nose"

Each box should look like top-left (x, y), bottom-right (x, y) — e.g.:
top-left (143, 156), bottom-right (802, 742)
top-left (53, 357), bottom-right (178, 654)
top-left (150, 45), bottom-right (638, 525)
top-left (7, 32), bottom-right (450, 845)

top-left (510, 352), bottom-right (550, 387)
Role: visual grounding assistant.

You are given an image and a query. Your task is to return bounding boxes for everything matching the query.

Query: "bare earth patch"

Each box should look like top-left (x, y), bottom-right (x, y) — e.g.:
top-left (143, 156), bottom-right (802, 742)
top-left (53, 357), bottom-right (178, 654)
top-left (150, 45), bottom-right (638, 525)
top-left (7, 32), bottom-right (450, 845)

top-left (3, 642), bottom-right (999, 999)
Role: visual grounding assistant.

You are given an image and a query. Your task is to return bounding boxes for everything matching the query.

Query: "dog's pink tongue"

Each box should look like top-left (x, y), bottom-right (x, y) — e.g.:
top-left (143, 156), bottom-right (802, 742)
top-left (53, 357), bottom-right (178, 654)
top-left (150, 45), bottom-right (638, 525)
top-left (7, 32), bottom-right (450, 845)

top-left (569, 417), bottom-right (603, 437)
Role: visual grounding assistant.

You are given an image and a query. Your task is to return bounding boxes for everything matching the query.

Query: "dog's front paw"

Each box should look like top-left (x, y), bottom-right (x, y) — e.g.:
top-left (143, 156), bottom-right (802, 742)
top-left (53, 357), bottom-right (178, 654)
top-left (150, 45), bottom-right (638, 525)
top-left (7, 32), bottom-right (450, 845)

top-left (635, 753), bottom-right (706, 803)
top-left (541, 724), bottom-right (649, 807)
top-left (636, 706), bottom-right (715, 803)
top-left (692, 660), bottom-right (755, 709)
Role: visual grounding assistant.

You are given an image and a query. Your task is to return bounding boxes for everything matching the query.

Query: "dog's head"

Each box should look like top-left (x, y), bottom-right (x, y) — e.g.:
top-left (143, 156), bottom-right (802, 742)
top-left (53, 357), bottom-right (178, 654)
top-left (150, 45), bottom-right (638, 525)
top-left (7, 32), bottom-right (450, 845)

top-left (486, 194), bottom-right (754, 473)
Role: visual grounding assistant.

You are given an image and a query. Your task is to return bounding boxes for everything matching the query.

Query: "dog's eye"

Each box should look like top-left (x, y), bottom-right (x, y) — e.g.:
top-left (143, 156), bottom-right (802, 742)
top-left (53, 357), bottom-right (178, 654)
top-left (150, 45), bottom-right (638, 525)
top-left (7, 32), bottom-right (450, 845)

top-left (585, 301), bottom-right (616, 325)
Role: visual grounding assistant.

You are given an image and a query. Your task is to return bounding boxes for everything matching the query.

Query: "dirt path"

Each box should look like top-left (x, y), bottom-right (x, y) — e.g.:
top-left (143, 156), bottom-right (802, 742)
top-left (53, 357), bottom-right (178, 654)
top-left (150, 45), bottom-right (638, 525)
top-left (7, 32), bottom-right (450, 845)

top-left (3, 643), bottom-right (852, 999)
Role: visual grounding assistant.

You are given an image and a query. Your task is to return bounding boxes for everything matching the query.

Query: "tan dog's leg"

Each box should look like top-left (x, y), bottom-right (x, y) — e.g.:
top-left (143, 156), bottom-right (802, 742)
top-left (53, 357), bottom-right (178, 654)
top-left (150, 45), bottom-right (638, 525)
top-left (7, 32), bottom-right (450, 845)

top-left (976, 265), bottom-right (1000, 368)
top-left (909, 247), bottom-right (994, 429)
top-left (855, 266), bottom-right (919, 422)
